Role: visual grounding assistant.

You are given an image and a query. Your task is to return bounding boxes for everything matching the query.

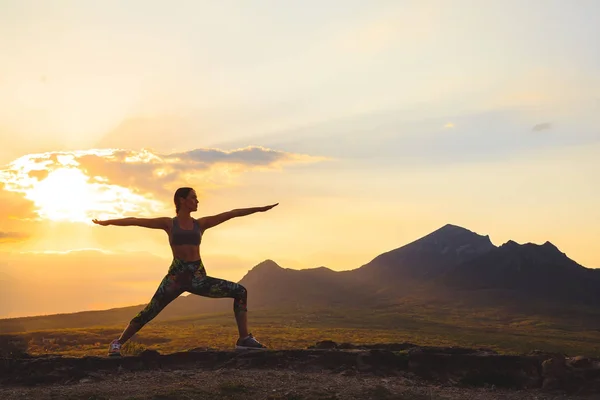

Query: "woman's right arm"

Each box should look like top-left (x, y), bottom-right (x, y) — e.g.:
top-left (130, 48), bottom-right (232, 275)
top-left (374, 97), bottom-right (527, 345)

top-left (92, 217), bottom-right (171, 230)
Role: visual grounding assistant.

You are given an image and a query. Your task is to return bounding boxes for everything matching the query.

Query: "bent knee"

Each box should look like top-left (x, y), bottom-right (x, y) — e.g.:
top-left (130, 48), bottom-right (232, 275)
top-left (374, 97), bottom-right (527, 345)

top-left (234, 285), bottom-right (248, 312)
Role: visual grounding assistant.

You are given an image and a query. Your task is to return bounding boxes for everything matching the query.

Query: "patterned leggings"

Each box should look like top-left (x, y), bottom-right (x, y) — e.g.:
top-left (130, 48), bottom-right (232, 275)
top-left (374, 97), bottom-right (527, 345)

top-left (131, 258), bottom-right (247, 327)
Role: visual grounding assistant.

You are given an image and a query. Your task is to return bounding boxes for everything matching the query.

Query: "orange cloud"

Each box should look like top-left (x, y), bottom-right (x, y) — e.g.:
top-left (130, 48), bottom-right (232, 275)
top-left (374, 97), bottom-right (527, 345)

top-left (0, 231), bottom-right (28, 243)
top-left (0, 183), bottom-right (37, 220)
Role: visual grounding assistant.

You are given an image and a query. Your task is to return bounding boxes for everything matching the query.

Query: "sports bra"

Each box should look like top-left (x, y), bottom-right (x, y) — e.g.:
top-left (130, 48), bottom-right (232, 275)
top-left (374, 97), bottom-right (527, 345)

top-left (169, 217), bottom-right (203, 246)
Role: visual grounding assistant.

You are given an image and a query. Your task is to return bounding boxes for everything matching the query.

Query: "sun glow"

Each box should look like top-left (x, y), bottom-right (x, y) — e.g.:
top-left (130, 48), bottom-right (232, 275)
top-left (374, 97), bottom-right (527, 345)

top-left (27, 168), bottom-right (96, 221)
top-left (0, 151), bottom-right (164, 223)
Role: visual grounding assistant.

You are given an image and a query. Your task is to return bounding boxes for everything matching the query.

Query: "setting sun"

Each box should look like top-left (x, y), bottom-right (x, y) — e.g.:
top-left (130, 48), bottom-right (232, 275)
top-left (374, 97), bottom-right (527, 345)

top-left (26, 168), bottom-right (95, 221)
top-left (0, 150), bottom-right (165, 223)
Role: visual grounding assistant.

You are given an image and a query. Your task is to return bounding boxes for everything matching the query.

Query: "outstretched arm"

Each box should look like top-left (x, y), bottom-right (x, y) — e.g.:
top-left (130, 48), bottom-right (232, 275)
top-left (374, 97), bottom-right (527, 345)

top-left (198, 203), bottom-right (278, 230)
top-left (92, 217), bottom-right (171, 230)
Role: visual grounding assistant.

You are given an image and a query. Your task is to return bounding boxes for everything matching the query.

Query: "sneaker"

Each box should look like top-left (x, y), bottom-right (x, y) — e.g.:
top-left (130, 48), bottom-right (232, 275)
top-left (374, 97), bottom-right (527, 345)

top-left (108, 339), bottom-right (122, 357)
top-left (235, 333), bottom-right (267, 350)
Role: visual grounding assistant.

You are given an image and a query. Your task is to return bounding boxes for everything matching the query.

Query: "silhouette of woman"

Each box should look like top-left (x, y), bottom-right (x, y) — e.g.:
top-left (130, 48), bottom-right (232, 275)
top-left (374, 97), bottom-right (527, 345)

top-left (92, 187), bottom-right (278, 356)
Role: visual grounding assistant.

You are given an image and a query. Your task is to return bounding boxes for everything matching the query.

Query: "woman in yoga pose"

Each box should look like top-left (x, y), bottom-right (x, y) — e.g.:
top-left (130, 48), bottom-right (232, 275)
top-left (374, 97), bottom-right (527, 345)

top-left (92, 187), bottom-right (278, 356)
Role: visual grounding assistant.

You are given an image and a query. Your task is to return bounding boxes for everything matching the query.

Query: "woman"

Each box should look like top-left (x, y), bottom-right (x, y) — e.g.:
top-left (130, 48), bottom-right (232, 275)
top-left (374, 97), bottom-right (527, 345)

top-left (92, 187), bottom-right (278, 356)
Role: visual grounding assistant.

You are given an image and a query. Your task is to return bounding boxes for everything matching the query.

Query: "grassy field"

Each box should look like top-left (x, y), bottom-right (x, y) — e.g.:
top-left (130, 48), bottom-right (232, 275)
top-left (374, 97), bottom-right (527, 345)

top-left (5, 302), bottom-right (600, 358)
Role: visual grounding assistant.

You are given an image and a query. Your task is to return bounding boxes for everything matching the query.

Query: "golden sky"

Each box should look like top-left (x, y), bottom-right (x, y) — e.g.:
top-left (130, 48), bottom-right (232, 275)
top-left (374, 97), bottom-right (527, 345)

top-left (1, 0), bottom-right (599, 318)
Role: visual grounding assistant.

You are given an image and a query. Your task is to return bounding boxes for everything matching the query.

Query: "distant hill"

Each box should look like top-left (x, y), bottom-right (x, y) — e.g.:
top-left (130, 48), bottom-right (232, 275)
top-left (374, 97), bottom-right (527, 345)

top-left (177, 259), bottom-right (382, 313)
top-left (1, 224), bottom-right (598, 332)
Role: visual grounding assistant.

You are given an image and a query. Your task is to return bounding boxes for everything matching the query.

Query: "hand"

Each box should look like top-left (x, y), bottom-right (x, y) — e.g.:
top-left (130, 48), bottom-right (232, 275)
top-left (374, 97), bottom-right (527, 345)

top-left (92, 219), bottom-right (109, 226)
top-left (260, 203), bottom-right (278, 212)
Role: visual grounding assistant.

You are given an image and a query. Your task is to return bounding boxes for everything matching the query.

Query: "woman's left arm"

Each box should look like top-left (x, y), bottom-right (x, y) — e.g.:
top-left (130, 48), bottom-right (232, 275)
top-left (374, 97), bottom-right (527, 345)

top-left (197, 203), bottom-right (278, 230)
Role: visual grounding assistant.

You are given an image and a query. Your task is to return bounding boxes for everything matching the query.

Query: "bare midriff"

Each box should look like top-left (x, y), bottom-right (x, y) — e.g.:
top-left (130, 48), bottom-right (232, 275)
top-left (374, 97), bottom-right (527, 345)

top-left (171, 244), bottom-right (201, 262)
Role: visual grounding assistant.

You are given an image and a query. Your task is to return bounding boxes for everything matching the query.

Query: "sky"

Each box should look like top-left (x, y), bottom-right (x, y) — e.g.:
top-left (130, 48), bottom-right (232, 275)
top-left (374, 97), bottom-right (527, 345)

top-left (0, 0), bottom-right (599, 318)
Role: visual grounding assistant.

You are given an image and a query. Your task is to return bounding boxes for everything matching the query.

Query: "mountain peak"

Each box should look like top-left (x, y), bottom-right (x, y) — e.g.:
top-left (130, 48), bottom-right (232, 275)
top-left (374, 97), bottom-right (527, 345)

top-left (252, 259), bottom-right (283, 271)
top-left (432, 223), bottom-right (471, 234)
top-left (356, 224), bottom-right (496, 281)
top-left (238, 259), bottom-right (285, 285)
top-left (439, 223), bottom-right (468, 231)
top-left (428, 224), bottom-right (490, 239)
top-left (419, 224), bottom-right (493, 247)
top-left (500, 240), bottom-right (563, 256)
top-left (534, 241), bottom-right (566, 258)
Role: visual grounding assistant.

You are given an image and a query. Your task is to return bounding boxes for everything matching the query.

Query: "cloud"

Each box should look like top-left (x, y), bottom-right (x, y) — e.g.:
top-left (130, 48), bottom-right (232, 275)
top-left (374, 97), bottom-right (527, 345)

top-left (0, 183), bottom-right (37, 221)
top-left (0, 146), bottom-right (326, 222)
top-left (0, 231), bottom-right (28, 243)
top-left (168, 146), bottom-right (318, 166)
top-left (532, 122), bottom-right (552, 132)
top-left (76, 146), bottom-right (324, 194)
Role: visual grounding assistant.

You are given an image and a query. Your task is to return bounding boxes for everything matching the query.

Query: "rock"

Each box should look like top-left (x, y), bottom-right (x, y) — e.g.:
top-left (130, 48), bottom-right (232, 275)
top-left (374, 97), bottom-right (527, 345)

top-left (139, 349), bottom-right (161, 359)
top-left (409, 351), bottom-right (541, 389)
top-left (541, 356), bottom-right (568, 390)
top-left (312, 340), bottom-right (338, 349)
top-left (540, 355), bottom-right (600, 393)
top-left (356, 352), bottom-right (372, 372)
top-left (567, 356), bottom-right (593, 369)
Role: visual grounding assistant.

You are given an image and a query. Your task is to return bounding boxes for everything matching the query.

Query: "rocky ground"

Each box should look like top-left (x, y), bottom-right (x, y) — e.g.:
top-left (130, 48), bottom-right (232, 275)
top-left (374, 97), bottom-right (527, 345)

top-left (2, 342), bottom-right (599, 399)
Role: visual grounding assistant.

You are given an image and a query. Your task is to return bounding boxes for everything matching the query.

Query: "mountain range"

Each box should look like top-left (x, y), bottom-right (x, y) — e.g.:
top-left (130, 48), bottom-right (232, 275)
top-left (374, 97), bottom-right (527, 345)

top-left (173, 223), bottom-right (599, 314)
top-left (1, 224), bottom-right (598, 332)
